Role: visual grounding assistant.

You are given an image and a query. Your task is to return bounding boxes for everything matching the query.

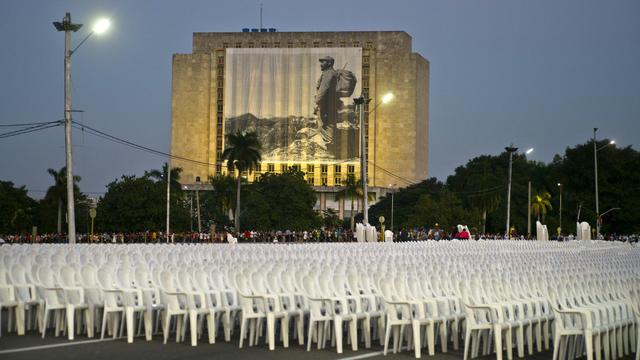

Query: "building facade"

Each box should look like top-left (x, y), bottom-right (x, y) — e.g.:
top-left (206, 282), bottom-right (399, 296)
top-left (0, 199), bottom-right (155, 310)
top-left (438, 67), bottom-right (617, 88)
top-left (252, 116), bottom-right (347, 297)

top-left (171, 31), bottom-right (429, 216)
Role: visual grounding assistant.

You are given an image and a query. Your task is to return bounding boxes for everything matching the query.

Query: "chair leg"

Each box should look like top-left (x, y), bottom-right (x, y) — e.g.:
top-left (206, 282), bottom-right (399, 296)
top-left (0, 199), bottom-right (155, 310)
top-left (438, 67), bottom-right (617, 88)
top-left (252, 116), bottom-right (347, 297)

top-left (267, 314), bottom-right (276, 350)
top-left (143, 311), bottom-right (152, 341)
top-left (335, 316), bottom-right (343, 354)
top-left (126, 307), bottom-right (134, 343)
top-left (350, 318), bottom-right (358, 351)
top-left (383, 323), bottom-right (392, 355)
top-left (412, 321), bottom-right (421, 359)
top-left (427, 323), bottom-right (436, 356)
top-left (239, 317), bottom-right (247, 349)
top-left (494, 327), bottom-right (503, 360)
top-left (463, 329), bottom-right (472, 360)
top-left (307, 319), bottom-right (315, 352)
top-left (190, 310), bottom-right (198, 346)
top-left (41, 308), bottom-right (49, 339)
top-left (206, 313), bottom-right (215, 344)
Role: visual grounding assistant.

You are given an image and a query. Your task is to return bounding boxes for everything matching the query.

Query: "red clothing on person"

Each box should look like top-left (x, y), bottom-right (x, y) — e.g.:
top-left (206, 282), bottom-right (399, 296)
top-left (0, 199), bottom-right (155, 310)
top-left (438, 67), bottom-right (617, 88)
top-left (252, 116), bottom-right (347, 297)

top-left (458, 230), bottom-right (470, 239)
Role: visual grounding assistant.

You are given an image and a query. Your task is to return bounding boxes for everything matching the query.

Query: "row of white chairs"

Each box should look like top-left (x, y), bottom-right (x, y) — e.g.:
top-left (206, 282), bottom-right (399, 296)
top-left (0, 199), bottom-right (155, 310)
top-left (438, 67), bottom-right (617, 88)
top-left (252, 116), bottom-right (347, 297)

top-left (1, 240), bottom-right (639, 360)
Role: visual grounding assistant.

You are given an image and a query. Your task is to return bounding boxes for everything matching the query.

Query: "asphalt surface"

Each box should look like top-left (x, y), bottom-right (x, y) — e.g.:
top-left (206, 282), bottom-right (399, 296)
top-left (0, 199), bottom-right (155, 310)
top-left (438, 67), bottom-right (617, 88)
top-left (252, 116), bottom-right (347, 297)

top-left (3, 328), bottom-right (636, 360)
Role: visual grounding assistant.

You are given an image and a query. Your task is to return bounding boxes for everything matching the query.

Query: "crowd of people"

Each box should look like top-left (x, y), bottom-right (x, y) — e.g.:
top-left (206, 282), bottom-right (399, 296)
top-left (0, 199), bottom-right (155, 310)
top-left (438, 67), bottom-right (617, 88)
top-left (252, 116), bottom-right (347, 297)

top-left (1, 227), bottom-right (638, 244)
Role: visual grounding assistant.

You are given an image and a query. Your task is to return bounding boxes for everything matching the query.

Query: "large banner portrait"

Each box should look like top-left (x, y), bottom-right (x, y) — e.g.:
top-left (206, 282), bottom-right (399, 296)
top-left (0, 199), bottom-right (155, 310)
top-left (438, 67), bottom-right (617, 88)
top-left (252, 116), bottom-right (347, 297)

top-left (224, 48), bottom-right (362, 162)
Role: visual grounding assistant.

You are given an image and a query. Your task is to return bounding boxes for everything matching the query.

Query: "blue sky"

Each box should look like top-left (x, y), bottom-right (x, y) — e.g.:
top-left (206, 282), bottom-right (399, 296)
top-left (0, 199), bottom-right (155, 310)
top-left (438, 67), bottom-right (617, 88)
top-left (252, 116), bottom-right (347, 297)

top-left (1, 0), bottom-right (638, 197)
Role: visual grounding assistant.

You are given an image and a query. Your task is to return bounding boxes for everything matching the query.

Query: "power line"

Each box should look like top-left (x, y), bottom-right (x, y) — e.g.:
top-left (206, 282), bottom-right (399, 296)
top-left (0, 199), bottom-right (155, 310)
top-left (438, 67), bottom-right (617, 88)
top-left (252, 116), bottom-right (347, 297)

top-left (0, 122), bottom-right (62, 140)
top-left (0, 120), bottom-right (62, 127)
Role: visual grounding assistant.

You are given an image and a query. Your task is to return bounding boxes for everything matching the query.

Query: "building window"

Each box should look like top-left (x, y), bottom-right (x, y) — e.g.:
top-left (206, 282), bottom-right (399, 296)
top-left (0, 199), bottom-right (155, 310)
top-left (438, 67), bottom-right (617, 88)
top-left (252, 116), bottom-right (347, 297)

top-left (326, 41), bottom-right (333, 47)
top-left (320, 164), bottom-right (328, 174)
top-left (334, 165), bottom-right (341, 173)
top-left (261, 42), bottom-right (268, 48)
top-left (235, 42), bottom-right (242, 48)
top-left (353, 41), bottom-right (360, 47)
top-left (280, 164), bottom-right (288, 173)
top-left (299, 41), bottom-right (306, 48)
top-left (222, 42), bottom-right (229, 49)
top-left (267, 163), bottom-right (275, 172)
top-left (307, 164), bottom-right (314, 173)
top-left (339, 41), bottom-right (346, 47)
top-left (248, 42), bottom-right (254, 48)
top-left (307, 177), bottom-right (315, 185)
top-left (216, 163), bottom-right (222, 173)
top-left (287, 41), bottom-right (294, 48)
top-left (366, 41), bottom-right (374, 49)
top-left (291, 164), bottom-right (300, 172)
top-left (312, 41), bottom-right (320, 48)
top-left (334, 177), bottom-right (342, 186)
top-left (217, 55), bottom-right (224, 64)
top-left (347, 165), bottom-right (355, 174)
top-left (274, 42), bottom-right (280, 48)
top-left (363, 56), bottom-right (370, 64)
top-left (217, 104), bottom-right (223, 112)
top-left (321, 177), bottom-right (328, 186)
top-left (217, 91), bottom-right (224, 101)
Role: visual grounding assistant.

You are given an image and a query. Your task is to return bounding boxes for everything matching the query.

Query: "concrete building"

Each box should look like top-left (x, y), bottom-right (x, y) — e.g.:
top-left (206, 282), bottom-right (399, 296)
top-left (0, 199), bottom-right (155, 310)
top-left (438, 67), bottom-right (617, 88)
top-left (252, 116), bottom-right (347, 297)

top-left (171, 31), bottom-right (429, 217)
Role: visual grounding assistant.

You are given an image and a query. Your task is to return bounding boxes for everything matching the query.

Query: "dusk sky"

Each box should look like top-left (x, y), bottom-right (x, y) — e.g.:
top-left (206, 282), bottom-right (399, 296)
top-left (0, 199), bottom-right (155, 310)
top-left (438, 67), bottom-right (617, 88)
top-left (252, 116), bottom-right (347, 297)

top-left (1, 0), bottom-right (638, 198)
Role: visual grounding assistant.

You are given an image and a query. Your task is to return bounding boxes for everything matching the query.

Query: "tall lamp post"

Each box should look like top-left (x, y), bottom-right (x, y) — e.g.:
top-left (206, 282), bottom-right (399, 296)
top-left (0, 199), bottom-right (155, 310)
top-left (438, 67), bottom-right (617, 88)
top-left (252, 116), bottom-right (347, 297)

top-left (592, 128), bottom-right (615, 238)
top-left (557, 183), bottom-right (563, 237)
top-left (53, 13), bottom-right (110, 244)
top-left (504, 145), bottom-right (518, 239)
top-left (353, 92), bottom-right (394, 225)
top-left (388, 184), bottom-right (397, 231)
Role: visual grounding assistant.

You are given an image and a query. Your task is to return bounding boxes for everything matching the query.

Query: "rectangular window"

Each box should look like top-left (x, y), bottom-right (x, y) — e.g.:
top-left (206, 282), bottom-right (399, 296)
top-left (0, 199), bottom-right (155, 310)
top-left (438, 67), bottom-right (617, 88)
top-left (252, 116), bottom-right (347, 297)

top-left (217, 104), bottom-right (223, 112)
top-left (363, 56), bottom-right (370, 64)
top-left (339, 41), bottom-right (346, 47)
top-left (347, 165), bottom-right (355, 174)
top-left (291, 164), bottom-right (300, 172)
top-left (216, 163), bottom-right (222, 173)
top-left (307, 164), bottom-right (314, 173)
top-left (280, 164), bottom-right (288, 173)
top-left (326, 41), bottom-right (333, 47)
top-left (267, 163), bottom-right (275, 172)
top-left (261, 42), bottom-right (268, 48)
top-left (235, 42), bottom-right (242, 48)
top-left (248, 42), bottom-right (254, 48)
top-left (299, 42), bottom-right (306, 48)
top-left (273, 42), bottom-right (280, 48)
top-left (217, 91), bottom-right (223, 101)
top-left (287, 42), bottom-right (294, 48)
top-left (353, 41), bottom-right (360, 47)
top-left (334, 177), bottom-right (341, 186)
top-left (217, 55), bottom-right (224, 64)
top-left (312, 41), bottom-right (320, 48)
top-left (366, 41), bottom-right (374, 49)
top-left (307, 177), bottom-right (315, 185)
top-left (320, 164), bottom-right (328, 174)
top-left (334, 165), bottom-right (341, 173)
top-left (222, 42), bottom-right (228, 48)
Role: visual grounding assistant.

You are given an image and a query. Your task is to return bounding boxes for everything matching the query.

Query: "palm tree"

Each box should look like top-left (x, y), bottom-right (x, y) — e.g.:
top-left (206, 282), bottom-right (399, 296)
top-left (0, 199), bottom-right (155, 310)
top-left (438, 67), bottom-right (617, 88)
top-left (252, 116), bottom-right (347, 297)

top-left (209, 174), bottom-right (236, 221)
top-left (531, 190), bottom-right (553, 222)
top-left (145, 162), bottom-right (183, 191)
top-left (221, 131), bottom-right (262, 231)
top-left (46, 167), bottom-right (81, 233)
top-left (336, 174), bottom-right (375, 231)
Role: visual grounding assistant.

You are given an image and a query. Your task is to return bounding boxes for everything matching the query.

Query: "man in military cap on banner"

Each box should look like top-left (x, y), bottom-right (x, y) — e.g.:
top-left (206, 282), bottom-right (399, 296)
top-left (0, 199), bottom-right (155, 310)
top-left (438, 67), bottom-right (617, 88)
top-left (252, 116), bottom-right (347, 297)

top-left (314, 56), bottom-right (339, 136)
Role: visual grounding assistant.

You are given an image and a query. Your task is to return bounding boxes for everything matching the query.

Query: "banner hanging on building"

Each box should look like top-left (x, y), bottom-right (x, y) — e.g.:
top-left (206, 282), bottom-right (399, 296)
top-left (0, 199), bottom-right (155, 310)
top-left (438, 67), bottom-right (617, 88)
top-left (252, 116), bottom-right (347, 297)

top-left (224, 48), bottom-right (362, 163)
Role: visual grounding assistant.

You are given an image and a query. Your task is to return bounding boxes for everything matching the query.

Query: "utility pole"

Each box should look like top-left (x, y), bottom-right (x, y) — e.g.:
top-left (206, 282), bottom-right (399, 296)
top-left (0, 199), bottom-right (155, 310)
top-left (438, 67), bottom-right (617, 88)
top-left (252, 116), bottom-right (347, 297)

top-left (505, 145), bottom-right (518, 239)
top-left (54, 13), bottom-right (82, 244)
top-left (593, 128), bottom-right (600, 238)
top-left (166, 163), bottom-right (171, 243)
top-left (355, 96), bottom-right (371, 225)
top-left (527, 180), bottom-right (531, 238)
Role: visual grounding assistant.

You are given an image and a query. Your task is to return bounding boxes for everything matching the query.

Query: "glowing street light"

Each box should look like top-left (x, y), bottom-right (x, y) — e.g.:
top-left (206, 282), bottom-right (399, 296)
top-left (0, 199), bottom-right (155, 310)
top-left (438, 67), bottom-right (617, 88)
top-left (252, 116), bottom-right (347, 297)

top-left (93, 18), bottom-right (111, 34)
top-left (53, 12), bottom-right (110, 244)
top-left (354, 92), bottom-right (394, 226)
top-left (525, 148), bottom-right (534, 155)
top-left (593, 128), bottom-right (616, 238)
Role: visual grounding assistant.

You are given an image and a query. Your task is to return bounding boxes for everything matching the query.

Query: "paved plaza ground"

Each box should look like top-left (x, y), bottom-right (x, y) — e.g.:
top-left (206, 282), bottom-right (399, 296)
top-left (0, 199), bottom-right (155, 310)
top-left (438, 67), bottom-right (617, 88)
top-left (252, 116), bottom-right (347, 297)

top-left (1, 331), bottom-right (635, 360)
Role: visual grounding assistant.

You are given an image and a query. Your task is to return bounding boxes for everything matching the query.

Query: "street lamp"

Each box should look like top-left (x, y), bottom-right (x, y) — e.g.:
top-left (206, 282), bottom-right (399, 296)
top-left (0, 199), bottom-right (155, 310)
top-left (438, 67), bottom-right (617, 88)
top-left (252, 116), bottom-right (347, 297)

top-left (388, 184), bottom-right (397, 231)
top-left (53, 13), bottom-right (110, 244)
top-left (354, 92), bottom-right (393, 225)
top-left (593, 128), bottom-right (615, 238)
top-left (557, 183), bottom-right (562, 237)
top-left (505, 145), bottom-right (518, 239)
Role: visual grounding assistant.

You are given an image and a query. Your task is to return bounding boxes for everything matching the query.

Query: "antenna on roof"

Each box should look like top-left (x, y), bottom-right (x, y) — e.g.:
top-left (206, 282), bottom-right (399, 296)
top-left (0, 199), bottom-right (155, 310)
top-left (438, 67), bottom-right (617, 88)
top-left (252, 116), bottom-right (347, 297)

top-left (260, 3), bottom-right (263, 30)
